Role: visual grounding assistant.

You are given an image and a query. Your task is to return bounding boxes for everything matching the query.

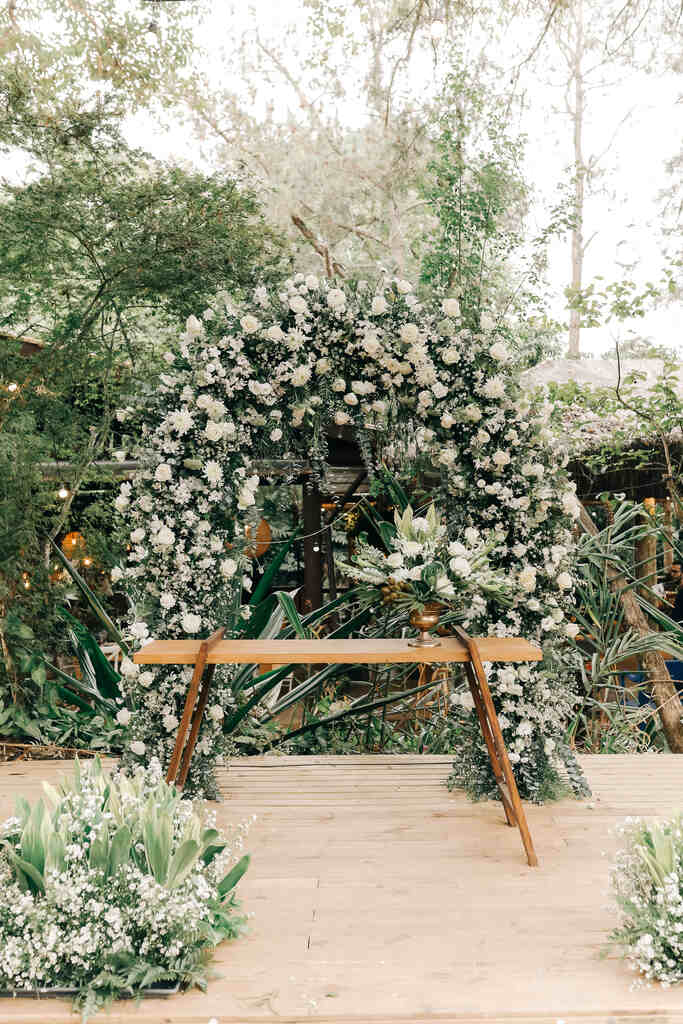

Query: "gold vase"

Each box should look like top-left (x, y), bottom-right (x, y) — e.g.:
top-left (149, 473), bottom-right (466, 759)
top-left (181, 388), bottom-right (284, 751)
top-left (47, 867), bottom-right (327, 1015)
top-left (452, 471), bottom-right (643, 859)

top-left (407, 602), bottom-right (443, 647)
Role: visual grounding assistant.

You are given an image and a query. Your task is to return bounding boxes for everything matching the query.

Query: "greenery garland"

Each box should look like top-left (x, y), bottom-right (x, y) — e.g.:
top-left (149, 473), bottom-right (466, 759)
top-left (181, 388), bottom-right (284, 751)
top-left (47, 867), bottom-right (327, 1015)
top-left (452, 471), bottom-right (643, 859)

top-left (114, 274), bottom-right (586, 800)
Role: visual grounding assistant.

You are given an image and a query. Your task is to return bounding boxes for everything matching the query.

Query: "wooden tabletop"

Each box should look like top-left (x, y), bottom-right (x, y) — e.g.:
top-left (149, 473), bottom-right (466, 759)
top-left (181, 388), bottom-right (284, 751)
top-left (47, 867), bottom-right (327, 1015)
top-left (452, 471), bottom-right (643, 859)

top-left (133, 636), bottom-right (543, 666)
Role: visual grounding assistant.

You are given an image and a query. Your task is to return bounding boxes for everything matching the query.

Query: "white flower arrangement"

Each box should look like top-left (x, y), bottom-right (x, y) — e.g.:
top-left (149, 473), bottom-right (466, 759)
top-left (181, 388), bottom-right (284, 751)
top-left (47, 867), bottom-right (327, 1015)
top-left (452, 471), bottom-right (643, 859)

top-left (338, 504), bottom-right (510, 616)
top-left (113, 275), bottom-right (582, 800)
top-left (0, 759), bottom-right (251, 1014)
top-left (609, 815), bottom-right (683, 986)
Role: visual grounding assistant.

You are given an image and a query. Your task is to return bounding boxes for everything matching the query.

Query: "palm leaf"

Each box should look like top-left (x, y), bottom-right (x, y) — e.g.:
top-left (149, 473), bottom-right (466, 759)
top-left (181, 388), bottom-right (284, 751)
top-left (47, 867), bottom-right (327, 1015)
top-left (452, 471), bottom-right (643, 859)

top-left (48, 538), bottom-right (128, 652)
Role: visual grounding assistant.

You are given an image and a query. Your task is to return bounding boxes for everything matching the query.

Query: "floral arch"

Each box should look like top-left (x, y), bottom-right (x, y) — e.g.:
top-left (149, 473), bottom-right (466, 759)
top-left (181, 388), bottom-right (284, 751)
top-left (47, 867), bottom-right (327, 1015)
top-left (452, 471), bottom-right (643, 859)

top-left (114, 274), bottom-right (584, 799)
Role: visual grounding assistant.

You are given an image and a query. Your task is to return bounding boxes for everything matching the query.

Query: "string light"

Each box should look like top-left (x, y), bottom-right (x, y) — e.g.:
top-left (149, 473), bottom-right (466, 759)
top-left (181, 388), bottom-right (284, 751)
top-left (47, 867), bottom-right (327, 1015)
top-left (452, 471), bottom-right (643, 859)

top-left (7, 382), bottom-right (18, 393)
top-left (57, 486), bottom-right (69, 499)
top-left (22, 572), bottom-right (30, 590)
top-left (83, 557), bottom-right (93, 567)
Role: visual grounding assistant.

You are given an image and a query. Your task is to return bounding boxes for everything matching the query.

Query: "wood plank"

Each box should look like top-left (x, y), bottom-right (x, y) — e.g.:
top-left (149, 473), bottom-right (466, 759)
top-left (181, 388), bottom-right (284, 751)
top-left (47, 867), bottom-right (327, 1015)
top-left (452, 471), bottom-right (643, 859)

top-left (133, 636), bottom-right (543, 665)
top-left (1, 753), bottom-right (682, 1024)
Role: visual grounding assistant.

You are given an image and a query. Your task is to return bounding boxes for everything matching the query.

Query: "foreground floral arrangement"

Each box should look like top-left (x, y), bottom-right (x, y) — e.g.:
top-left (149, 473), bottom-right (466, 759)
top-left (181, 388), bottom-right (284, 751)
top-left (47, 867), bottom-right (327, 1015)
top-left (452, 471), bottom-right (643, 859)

top-left (609, 815), bottom-right (683, 987)
top-left (114, 274), bottom-right (584, 800)
top-left (338, 503), bottom-right (511, 619)
top-left (0, 759), bottom-right (250, 1017)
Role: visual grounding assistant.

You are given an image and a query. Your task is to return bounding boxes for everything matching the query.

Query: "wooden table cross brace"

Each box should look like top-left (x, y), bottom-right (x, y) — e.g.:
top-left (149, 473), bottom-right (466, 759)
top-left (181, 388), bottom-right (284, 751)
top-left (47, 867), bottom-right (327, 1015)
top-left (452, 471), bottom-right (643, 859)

top-left (134, 630), bottom-right (542, 866)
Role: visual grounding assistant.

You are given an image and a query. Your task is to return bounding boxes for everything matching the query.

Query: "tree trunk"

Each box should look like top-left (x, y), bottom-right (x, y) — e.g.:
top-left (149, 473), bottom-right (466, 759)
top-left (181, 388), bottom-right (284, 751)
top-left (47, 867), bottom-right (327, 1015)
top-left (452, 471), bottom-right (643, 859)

top-left (567, 0), bottom-right (585, 360)
top-left (579, 503), bottom-right (683, 752)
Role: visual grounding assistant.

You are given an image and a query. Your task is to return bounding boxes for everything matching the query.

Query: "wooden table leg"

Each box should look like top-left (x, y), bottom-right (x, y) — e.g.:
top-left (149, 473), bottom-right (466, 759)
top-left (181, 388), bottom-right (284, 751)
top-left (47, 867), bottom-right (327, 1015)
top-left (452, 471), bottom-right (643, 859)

top-left (455, 627), bottom-right (539, 867)
top-left (177, 663), bottom-right (217, 789)
top-left (166, 628), bottom-right (224, 788)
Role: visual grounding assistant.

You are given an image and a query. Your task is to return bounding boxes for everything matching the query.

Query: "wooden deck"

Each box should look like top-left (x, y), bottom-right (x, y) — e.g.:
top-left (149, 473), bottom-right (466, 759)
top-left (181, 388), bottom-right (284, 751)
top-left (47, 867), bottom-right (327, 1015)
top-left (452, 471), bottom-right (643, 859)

top-left (1, 753), bottom-right (683, 1023)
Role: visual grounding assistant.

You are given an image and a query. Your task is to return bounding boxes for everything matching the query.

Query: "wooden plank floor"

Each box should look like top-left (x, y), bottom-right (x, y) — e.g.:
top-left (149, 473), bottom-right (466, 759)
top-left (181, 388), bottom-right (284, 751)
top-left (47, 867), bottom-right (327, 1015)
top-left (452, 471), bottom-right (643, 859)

top-left (1, 753), bottom-right (683, 1023)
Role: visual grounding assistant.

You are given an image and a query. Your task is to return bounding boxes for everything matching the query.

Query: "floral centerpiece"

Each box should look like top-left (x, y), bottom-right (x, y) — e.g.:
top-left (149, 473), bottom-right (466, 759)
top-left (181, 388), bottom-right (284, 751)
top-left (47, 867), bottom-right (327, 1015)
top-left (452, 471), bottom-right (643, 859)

top-left (338, 504), bottom-right (511, 645)
top-left (0, 759), bottom-right (251, 1018)
top-left (608, 814), bottom-right (683, 987)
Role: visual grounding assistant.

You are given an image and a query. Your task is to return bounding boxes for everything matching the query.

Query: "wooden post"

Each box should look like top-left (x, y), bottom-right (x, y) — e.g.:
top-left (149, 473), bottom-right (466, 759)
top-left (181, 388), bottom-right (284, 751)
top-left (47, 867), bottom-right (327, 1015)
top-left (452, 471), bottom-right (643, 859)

top-left (635, 500), bottom-right (658, 601)
top-left (663, 498), bottom-right (674, 573)
top-left (302, 480), bottom-right (323, 612)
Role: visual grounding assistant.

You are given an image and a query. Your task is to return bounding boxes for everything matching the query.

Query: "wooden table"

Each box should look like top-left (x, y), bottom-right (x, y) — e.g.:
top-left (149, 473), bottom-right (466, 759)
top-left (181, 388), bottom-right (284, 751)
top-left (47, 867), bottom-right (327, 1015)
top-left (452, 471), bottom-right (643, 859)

top-left (134, 629), bottom-right (543, 866)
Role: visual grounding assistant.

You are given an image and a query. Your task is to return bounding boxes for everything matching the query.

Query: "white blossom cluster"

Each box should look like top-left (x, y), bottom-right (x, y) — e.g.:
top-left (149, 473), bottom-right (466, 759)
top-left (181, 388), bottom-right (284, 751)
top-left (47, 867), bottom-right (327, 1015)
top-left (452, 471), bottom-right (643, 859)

top-left (0, 760), bottom-right (250, 1000)
top-left (609, 815), bottom-right (683, 987)
top-left (114, 274), bottom-right (584, 798)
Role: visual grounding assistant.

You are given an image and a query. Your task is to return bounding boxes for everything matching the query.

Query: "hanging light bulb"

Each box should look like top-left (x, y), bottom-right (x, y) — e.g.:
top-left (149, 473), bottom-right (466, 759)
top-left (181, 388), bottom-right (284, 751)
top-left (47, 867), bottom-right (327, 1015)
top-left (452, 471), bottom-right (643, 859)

top-left (430, 20), bottom-right (446, 41)
top-left (57, 485), bottom-right (69, 499)
top-left (7, 382), bottom-right (18, 392)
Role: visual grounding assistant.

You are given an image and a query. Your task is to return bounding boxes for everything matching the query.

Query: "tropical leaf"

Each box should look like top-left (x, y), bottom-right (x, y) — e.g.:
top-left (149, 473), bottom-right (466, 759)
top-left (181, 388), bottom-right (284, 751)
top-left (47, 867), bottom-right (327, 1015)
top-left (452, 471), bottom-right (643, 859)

top-left (167, 839), bottom-right (200, 889)
top-left (217, 854), bottom-right (250, 896)
top-left (48, 538), bottom-right (128, 652)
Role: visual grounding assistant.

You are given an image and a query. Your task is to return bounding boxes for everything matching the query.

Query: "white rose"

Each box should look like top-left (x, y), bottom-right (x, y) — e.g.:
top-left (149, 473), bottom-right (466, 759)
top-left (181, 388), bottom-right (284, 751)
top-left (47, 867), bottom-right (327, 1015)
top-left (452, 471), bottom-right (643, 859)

top-left (182, 613), bottom-right (202, 633)
top-left (240, 314), bottom-right (260, 333)
top-left (160, 592), bottom-right (176, 609)
top-left (395, 279), bottom-right (412, 293)
top-left (316, 357), bottom-right (332, 374)
top-left (441, 347), bottom-right (459, 365)
top-left (400, 323), bottom-right (419, 344)
top-left (221, 558), bottom-right (238, 578)
top-left (371, 296), bottom-right (388, 315)
top-left (110, 566), bottom-right (124, 583)
top-left (441, 412), bottom-right (455, 429)
top-left (434, 574), bottom-right (456, 598)
top-left (334, 410), bottom-right (351, 425)
top-left (343, 393), bottom-right (358, 406)
top-left (556, 571), bottom-right (573, 590)
top-left (163, 714), bottom-right (179, 731)
top-left (362, 334), bottom-right (381, 357)
top-left (208, 705), bottom-right (224, 722)
top-left (155, 525), bottom-right (175, 548)
top-left (154, 463), bottom-right (172, 483)
top-left (116, 709), bottom-right (132, 726)
top-left (332, 377), bottom-right (346, 392)
top-left (449, 556), bottom-right (471, 577)
top-left (442, 298), bottom-right (460, 317)
top-left (492, 450), bottom-right (511, 469)
top-left (119, 657), bottom-right (138, 678)
top-left (266, 325), bottom-right (284, 342)
top-left (304, 274), bottom-right (319, 290)
top-left (289, 295), bottom-right (308, 315)
top-left (205, 420), bottom-right (225, 442)
top-left (565, 623), bottom-right (580, 639)
top-left (464, 404), bottom-right (482, 422)
top-left (130, 528), bottom-right (146, 543)
top-left (490, 341), bottom-right (511, 362)
top-left (130, 740), bottom-right (146, 756)
top-left (480, 313), bottom-right (496, 331)
top-left (270, 427), bottom-right (283, 441)
top-left (386, 552), bottom-right (403, 568)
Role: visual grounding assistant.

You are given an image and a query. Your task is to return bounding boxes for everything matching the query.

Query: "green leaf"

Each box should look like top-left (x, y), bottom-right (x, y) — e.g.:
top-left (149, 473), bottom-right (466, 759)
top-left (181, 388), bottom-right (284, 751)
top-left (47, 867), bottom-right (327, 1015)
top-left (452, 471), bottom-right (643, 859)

top-left (217, 854), bottom-right (250, 896)
top-left (108, 825), bottom-right (132, 877)
top-left (166, 838), bottom-right (200, 888)
top-left (6, 848), bottom-right (45, 894)
top-left (48, 539), bottom-right (128, 653)
top-left (249, 530), bottom-right (300, 608)
top-left (276, 592), bottom-right (309, 637)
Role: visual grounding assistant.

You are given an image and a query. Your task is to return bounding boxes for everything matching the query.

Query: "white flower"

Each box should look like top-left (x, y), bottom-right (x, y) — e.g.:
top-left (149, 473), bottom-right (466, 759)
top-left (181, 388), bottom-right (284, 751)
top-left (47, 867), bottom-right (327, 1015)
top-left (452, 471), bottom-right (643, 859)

top-left (114, 493), bottom-right (129, 512)
top-left (221, 558), bottom-right (238, 578)
top-left (240, 314), bottom-right (260, 333)
top-left (386, 552), bottom-right (403, 568)
top-left (208, 705), bottom-right (224, 722)
top-left (464, 404), bottom-right (482, 422)
top-left (518, 567), bottom-right (537, 592)
top-left (442, 298), bottom-right (460, 317)
top-left (116, 709), bottom-right (131, 726)
top-left (402, 540), bottom-right (422, 556)
top-left (160, 591), bottom-right (176, 609)
top-left (163, 714), bottom-right (179, 731)
top-left (154, 463), bottom-right (172, 483)
top-left (185, 314), bottom-right (202, 337)
top-left (492, 450), bottom-right (511, 469)
top-left (400, 323), bottom-right (419, 344)
top-left (441, 347), bottom-right (459, 365)
top-left (155, 525), bottom-right (175, 548)
top-left (292, 365), bottom-right (312, 387)
top-left (332, 377), bottom-right (346, 392)
top-left (316, 357), bottom-right (332, 374)
top-left (449, 556), bottom-right (471, 577)
top-left (119, 657), bottom-right (138, 678)
top-left (110, 566), bottom-right (124, 583)
top-left (204, 419), bottom-right (226, 442)
top-left (326, 288), bottom-right (346, 311)
top-left (266, 325), bottom-right (284, 342)
top-left (490, 341), bottom-right (511, 362)
top-left (434, 574), bottom-right (456, 598)
top-left (334, 410), bottom-right (351, 425)
top-left (130, 740), bottom-right (146, 756)
top-left (362, 334), bottom-right (381, 357)
top-left (343, 392), bottom-right (358, 406)
top-left (481, 376), bottom-right (506, 400)
top-left (440, 412), bottom-right (456, 429)
top-left (556, 571), bottom-right (573, 590)
top-left (204, 461), bottom-right (223, 486)
top-left (182, 613), bottom-right (202, 633)
top-left (304, 274), bottom-right (319, 290)
top-left (480, 313), bottom-right (496, 331)
top-left (270, 427), bottom-right (283, 441)
top-left (371, 295), bottom-right (388, 315)
top-left (289, 295), bottom-right (308, 315)
top-left (131, 528), bottom-right (146, 543)
top-left (395, 279), bottom-right (412, 293)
